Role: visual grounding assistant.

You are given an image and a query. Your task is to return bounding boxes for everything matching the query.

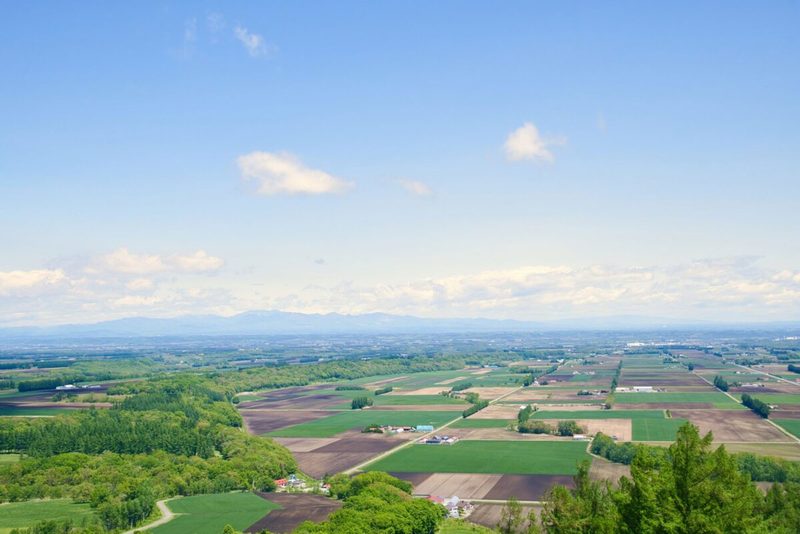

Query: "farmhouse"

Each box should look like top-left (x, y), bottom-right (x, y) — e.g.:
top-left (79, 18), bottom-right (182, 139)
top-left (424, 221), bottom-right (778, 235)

top-left (419, 435), bottom-right (458, 445)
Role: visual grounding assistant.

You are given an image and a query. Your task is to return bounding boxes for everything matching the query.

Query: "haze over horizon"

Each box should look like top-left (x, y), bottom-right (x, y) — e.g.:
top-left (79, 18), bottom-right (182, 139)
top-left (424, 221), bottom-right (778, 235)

top-left (2, 2), bottom-right (799, 327)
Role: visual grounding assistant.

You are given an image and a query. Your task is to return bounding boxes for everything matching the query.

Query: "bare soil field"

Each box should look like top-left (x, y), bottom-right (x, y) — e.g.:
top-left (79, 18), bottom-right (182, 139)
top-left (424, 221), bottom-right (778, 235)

top-left (291, 432), bottom-right (411, 477)
top-left (249, 493), bottom-right (342, 534)
top-left (239, 394), bottom-right (345, 411)
top-left (772, 408), bottom-right (800, 419)
top-left (724, 443), bottom-right (800, 461)
top-left (484, 474), bottom-right (575, 501)
top-left (590, 458), bottom-right (630, 484)
top-left (389, 472), bottom-right (434, 486)
top-left (462, 387), bottom-right (518, 400)
top-left (469, 504), bottom-right (542, 529)
top-left (273, 437), bottom-right (339, 452)
top-left (669, 409), bottom-right (792, 442)
top-left (241, 410), bottom-right (331, 434)
top-left (469, 404), bottom-right (521, 420)
top-left (414, 473), bottom-right (503, 499)
top-left (538, 419), bottom-right (632, 441)
top-left (293, 452), bottom-right (376, 478)
top-left (470, 369), bottom-right (493, 375)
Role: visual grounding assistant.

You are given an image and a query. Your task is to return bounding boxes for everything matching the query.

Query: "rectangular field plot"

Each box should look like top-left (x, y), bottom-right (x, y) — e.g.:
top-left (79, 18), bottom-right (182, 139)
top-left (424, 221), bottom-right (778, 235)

top-left (738, 394), bottom-right (800, 406)
top-left (366, 440), bottom-right (590, 475)
top-left (267, 410), bottom-right (458, 437)
top-left (152, 493), bottom-right (279, 534)
top-left (532, 409), bottom-right (666, 420)
top-left (632, 417), bottom-right (688, 441)
top-left (451, 418), bottom-right (511, 428)
top-left (614, 391), bottom-right (740, 408)
top-left (774, 419), bottom-right (800, 438)
top-left (373, 394), bottom-right (467, 406)
top-left (0, 499), bottom-right (95, 532)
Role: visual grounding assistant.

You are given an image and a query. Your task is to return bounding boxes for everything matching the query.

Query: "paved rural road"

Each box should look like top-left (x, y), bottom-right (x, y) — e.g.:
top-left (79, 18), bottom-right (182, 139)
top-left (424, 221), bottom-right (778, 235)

top-left (122, 498), bottom-right (178, 534)
top-left (343, 379), bottom-right (532, 474)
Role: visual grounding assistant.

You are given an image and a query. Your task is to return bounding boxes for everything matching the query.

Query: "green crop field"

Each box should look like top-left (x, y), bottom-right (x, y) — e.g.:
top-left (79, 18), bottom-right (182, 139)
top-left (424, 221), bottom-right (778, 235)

top-left (0, 406), bottom-right (77, 416)
top-left (739, 394), bottom-right (800, 406)
top-left (366, 440), bottom-right (590, 475)
top-left (774, 420), bottom-right (800, 438)
top-left (268, 410), bottom-right (458, 437)
top-left (450, 418), bottom-right (511, 428)
top-left (614, 391), bottom-right (740, 408)
top-left (530, 409), bottom-right (687, 441)
top-left (438, 518), bottom-right (495, 533)
top-left (152, 493), bottom-right (279, 534)
top-left (0, 499), bottom-right (96, 532)
top-left (632, 418), bottom-right (689, 441)
top-left (0, 454), bottom-right (20, 464)
top-left (532, 409), bottom-right (666, 420)
top-left (373, 395), bottom-right (467, 406)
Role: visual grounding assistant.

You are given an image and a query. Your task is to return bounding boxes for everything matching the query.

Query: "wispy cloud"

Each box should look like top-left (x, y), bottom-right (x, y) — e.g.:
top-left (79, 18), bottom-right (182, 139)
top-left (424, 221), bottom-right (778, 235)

top-left (504, 122), bottom-right (565, 162)
top-left (234, 26), bottom-right (271, 57)
top-left (237, 151), bottom-right (353, 196)
top-left (0, 269), bottom-right (66, 296)
top-left (94, 248), bottom-right (224, 275)
top-left (397, 179), bottom-right (432, 197)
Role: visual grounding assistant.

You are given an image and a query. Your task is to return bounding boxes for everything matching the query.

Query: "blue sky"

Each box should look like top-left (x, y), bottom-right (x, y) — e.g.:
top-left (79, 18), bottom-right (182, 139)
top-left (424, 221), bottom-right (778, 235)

top-left (1, 1), bottom-right (799, 325)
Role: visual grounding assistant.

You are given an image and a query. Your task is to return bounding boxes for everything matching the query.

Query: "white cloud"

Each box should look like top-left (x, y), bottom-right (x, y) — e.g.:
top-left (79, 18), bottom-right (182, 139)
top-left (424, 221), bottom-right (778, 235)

top-left (234, 26), bottom-right (269, 57)
top-left (126, 278), bottom-right (154, 291)
top-left (0, 269), bottom-right (66, 296)
top-left (504, 122), bottom-right (565, 162)
top-left (100, 248), bottom-right (166, 275)
top-left (170, 250), bottom-right (224, 272)
top-left (398, 179), bottom-right (432, 196)
top-left (237, 151), bottom-right (353, 196)
top-left (97, 248), bottom-right (223, 275)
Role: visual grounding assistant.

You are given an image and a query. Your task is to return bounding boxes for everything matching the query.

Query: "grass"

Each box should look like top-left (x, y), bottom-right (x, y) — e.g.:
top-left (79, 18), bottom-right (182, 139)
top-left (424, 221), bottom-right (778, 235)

top-left (0, 499), bottom-right (96, 532)
top-left (152, 493), bottom-right (280, 534)
top-left (614, 391), bottom-right (740, 408)
top-left (774, 419), bottom-right (800, 439)
top-left (450, 418), bottom-right (511, 428)
top-left (0, 454), bottom-right (20, 464)
top-left (268, 410), bottom-right (459, 437)
top-left (366, 440), bottom-right (590, 475)
top-left (438, 518), bottom-right (495, 533)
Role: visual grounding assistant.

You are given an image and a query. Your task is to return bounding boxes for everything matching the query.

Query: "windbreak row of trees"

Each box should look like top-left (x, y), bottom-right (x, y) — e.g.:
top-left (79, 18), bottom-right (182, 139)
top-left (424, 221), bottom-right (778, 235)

top-left (742, 393), bottom-right (771, 418)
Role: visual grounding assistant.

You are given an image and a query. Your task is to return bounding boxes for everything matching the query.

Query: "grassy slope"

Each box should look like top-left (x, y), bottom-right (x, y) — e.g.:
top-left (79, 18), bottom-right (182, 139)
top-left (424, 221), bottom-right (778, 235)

top-left (367, 440), bottom-right (590, 475)
top-left (152, 493), bottom-right (280, 534)
top-left (0, 500), bottom-right (95, 532)
top-left (268, 410), bottom-right (459, 437)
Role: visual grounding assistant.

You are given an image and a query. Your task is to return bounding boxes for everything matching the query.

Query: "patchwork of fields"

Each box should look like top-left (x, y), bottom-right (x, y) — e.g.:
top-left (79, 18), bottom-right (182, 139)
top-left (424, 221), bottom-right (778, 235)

top-left (233, 353), bottom-right (800, 508)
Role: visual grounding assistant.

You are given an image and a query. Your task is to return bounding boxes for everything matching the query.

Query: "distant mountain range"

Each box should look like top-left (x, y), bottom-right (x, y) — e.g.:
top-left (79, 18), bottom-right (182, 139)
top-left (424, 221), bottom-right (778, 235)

top-left (0, 311), bottom-right (798, 339)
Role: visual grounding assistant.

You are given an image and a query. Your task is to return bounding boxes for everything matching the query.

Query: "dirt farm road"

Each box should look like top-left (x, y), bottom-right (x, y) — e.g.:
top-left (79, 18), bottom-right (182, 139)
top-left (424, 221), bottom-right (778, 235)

top-left (122, 498), bottom-right (178, 534)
